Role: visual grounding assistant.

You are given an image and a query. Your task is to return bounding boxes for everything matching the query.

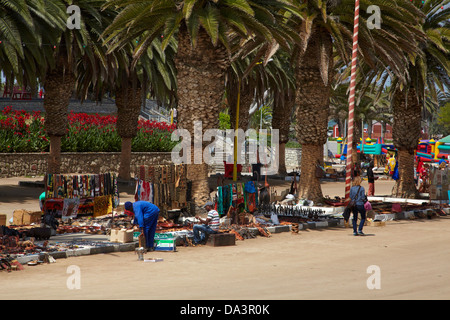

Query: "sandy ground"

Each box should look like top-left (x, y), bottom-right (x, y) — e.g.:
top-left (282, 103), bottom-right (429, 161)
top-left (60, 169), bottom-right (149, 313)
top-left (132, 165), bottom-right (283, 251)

top-left (2, 176), bottom-right (450, 301)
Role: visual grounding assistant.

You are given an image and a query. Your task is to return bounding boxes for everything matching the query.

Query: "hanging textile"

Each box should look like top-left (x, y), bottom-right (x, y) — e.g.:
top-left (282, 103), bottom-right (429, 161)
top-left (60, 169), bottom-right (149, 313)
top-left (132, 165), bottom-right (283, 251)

top-left (236, 183), bottom-right (244, 206)
top-left (44, 173), bottom-right (119, 209)
top-left (61, 198), bottom-right (80, 220)
top-left (134, 164), bottom-right (188, 210)
top-left (217, 186), bottom-right (223, 216)
top-left (244, 181), bottom-right (257, 213)
top-left (214, 181), bottom-right (258, 215)
top-left (93, 195), bottom-right (111, 217)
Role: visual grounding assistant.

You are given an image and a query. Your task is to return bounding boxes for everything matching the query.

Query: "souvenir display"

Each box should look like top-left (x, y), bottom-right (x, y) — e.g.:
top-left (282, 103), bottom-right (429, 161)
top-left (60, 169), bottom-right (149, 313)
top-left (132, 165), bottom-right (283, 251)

top-left (43, 173), bottom-right (119, 218)
top-left (134, 164), bottom-right (189, 210)
top-left (215, 181), bottom-right (259, 216)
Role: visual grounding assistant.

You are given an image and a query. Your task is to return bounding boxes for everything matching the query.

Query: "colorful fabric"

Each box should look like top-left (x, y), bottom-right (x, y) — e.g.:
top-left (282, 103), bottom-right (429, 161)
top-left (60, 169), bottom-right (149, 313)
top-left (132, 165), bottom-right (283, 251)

top-left (44, 173), bottom-right (119, 208)
top-left (217, 186), bottom-right (223, 216)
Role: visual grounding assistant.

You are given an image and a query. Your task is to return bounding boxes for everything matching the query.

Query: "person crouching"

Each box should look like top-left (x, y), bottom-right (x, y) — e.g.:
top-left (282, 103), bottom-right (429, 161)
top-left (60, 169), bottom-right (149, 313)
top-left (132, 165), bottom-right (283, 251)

top-left (125, 201), bottom-right (160, 250)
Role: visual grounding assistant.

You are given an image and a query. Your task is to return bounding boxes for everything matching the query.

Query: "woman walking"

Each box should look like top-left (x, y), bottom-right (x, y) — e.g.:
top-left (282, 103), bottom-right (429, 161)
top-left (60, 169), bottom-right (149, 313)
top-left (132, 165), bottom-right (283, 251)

top-left (349, 176), bottom-right (366, 236)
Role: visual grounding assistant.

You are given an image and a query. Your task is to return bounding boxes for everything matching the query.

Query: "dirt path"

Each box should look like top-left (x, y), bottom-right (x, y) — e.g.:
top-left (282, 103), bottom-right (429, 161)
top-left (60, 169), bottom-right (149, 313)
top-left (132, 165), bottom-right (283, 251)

top-left (3, 176), bottom-right (449, 301)
top-left (1, 216), bottom-right (450, 300)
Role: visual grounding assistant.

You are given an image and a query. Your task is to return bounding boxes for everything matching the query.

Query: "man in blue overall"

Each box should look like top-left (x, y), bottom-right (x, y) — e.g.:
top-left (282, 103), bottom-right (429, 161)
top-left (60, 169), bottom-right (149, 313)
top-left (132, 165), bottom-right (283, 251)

top-left (125, 201), bottom-right (160, 250)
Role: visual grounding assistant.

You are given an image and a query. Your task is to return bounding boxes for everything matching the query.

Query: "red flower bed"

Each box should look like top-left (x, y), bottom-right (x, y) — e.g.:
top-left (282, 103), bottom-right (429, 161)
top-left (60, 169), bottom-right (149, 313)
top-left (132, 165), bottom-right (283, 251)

top-left (0, 107), bottom-right (177, 153)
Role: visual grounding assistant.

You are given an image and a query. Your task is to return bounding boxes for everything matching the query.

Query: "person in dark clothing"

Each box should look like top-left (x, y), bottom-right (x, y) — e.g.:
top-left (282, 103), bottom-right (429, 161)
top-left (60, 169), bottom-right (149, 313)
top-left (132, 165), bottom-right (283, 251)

top-left (352, 162), bottom-right (361, 179)
top-left (349, 176), bottom-right (366, 236)
top-left (367, 161), bottom-right (377, 196)
top-left (125, 201), bottom-right (160, 250)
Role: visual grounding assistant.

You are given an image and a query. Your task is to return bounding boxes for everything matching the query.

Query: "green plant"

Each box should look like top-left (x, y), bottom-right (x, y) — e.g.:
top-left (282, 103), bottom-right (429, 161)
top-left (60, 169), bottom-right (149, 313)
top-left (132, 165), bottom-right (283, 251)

top-left (0, 107), bottom-right (176, 153)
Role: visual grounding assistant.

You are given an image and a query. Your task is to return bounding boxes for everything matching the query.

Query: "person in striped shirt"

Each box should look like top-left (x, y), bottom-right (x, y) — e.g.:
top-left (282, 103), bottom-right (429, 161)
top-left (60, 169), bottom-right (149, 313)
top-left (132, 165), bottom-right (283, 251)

top-left (193, 202), bottom-right (219, 245)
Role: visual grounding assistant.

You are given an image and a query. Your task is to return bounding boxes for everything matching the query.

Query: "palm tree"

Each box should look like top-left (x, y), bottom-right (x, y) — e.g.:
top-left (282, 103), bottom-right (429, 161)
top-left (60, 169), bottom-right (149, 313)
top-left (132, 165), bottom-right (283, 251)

top-left (225, 45), bottom-right (295, 175)
top-left (0, 0), bottom-right (57, 101)
top-left (265, 50), bottom-right (296, 174)
top-left (0, 0), bottom-right (32, 88)
top-left (226, 57), bottom-right (256, 133)
top-left (116, 39), bottom-right (177, 180)
top-left (288, 0), bottom-right (425, 202)
top-left (429, 90), bottom-right (450, 136)
top-left (388, 0), bottom-right (450, 198)
top-left (103, 0), bottom-right (299, 204)
top-left (330, 81), bottom-right (391, 148)
top-left (114, 69), bottom-right (142, 179)
top-left (73, 2), bottom-right (178, 180)
top-left (35, 0), bottom-right (119, 174)
top-left (250, 104), bottom-right (273, 130)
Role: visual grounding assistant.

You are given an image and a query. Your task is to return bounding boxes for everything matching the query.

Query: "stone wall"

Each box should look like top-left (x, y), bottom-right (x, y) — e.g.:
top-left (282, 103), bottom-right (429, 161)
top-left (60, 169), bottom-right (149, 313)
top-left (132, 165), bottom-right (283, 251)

top-left (0, 152), bottom-right (173, 178)
top-left (0, 98), bottom-right (117, 114)
top-left (0, 149), bottom-right (304, 178)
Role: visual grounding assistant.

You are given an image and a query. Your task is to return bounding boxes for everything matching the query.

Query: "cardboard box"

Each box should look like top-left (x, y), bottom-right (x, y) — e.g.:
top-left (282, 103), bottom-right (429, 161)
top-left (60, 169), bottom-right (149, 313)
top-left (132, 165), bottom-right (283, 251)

top-left (13, 210), bottom-right (23, 225)
top-left (13, 210), bottom-right (41, 225)
top-left (23, 211), bottom-right (42, 225)
top-left (366, 220), bottom-right (385, 227)
top-left (110, 229), bottom-right (134, 243)
top-left (0, 214), bottom-right (6, 226)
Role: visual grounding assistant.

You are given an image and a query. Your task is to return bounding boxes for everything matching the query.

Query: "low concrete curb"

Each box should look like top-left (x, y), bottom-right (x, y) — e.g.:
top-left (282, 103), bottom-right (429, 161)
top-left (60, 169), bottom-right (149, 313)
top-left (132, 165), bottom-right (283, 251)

top-left (16, 241), bottom-right (138, 264)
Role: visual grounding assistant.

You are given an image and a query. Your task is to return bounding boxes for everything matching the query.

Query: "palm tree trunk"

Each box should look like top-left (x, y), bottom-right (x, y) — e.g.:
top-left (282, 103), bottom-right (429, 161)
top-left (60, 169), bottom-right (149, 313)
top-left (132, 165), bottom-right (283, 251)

top-left (381, 121), bottom-right (386, 140)
top-left (392, 149), bottom-right (417, 197)
top-left (115, 80), bottom-right (142, 180)
top-left (272, 90), bottom-right (295, 175)
top-left (352, 116), bottom-right (362, 164)
top-left (298, 144), bottom-right (323, 199)
top-left (294, 26), bottom-right (333, 202)
top-left (367, 120), bottom-right (373, 139)
top-left (119, 138), bottom-right (133, 179)
top-left (229, 82), bottom-right (253, 131)
top-left (391, 87), bottom-right (421, 198)
top-left (337, 118), bottom-right (345, 139)
top-left (48, 135), bottom-right (62, 174)
top-left (278, 142), bottom-right (287, 174)
top-left (43, 64), bottom-right (75, 174)
top-left (175, 26), bottom-right (229, 205)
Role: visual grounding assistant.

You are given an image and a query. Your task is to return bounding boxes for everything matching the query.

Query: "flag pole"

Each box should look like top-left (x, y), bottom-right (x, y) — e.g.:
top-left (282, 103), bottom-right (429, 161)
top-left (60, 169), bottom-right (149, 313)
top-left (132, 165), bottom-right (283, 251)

top-left (345, 0), bottom-right (360, 201)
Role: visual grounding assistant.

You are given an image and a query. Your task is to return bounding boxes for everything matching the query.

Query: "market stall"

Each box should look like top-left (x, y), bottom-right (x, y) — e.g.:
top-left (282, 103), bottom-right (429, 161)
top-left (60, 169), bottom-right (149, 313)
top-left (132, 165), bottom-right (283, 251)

top-left (43, 172), bottom-right (120, 219)
top-left (134, 164), bottom-right (191, 218)
top-left (214, 180), bottom-right (259, 217)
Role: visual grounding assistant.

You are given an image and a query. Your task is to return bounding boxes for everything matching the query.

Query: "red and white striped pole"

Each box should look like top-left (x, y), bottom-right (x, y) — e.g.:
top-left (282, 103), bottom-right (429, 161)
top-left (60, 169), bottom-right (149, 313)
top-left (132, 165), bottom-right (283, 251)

top-left (345, 0), bottom-right (360, 201)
